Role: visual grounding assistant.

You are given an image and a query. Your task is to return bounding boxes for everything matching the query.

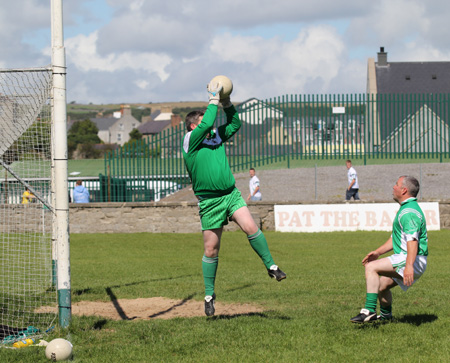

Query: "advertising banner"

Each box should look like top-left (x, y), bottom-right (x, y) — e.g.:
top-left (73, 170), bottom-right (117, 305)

top-left (274, 203), bottom-right (440, 232)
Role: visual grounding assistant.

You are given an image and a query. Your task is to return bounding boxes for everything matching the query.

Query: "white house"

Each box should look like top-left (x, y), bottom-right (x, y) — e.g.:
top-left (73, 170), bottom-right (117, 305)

top-left (91, 105), bottom-right (140, 146)
top-left (237, 98), bottom-right (284, 125)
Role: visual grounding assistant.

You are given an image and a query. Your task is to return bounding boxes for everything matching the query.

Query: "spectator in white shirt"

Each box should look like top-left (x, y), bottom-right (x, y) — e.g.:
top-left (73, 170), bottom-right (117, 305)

top-left (247, 167), bottom-right (262, 202)
top-left (346, 160), bottom-right (360, 201)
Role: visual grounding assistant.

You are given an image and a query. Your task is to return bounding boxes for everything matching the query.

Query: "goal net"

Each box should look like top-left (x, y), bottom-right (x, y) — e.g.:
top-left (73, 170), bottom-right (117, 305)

top-left (0, 67), bottom-right (56, 344)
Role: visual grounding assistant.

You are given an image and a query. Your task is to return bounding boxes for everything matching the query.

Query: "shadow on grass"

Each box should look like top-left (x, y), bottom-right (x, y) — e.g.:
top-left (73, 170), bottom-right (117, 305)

top-left (354, 313), bottom-right (438, 329)
top-left (73, 274), bottom-right (195, 296)
top-left (396, 313), bottom-right (438, 326)
top-left (106, 287), bottom-right (135, 320)
top-left (148, 293), bottom-right (197, 319)
top-left (104, 288), bottom-right (199, 320)
top-left (92, 319), bottom-right (108, 330)
top-left (209, 311), bottom-right (292, 321)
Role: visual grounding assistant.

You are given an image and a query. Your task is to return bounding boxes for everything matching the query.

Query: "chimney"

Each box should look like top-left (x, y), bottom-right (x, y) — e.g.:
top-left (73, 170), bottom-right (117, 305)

top-left (171, 114), bottom-right (182, 127)
top-left (377, 47), bottom-right (387, 66)
top-left (121, 104), bottom-right (132, 116)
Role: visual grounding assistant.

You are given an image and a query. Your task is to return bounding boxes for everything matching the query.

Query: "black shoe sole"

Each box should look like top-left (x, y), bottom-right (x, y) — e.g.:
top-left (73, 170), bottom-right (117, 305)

top-left (268, 272), bottom-right (287, 281)
top-left (205, 308), bottom-right (215, 317)
top-left (350, 316), bottom-right (378, 324)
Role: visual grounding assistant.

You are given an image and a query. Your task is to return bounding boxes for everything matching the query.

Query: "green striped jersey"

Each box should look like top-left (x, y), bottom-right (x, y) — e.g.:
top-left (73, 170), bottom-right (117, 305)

top-left (392, 197), bottom-right (428, 256)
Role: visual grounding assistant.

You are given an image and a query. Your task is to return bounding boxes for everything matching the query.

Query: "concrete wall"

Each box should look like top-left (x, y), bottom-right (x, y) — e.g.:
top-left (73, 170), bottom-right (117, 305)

top-left (69, 201), bottom-right (450, 233)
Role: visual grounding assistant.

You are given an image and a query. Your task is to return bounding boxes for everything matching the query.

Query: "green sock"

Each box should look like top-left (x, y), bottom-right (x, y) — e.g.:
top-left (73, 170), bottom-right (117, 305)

top-left (202, 256), bottom-right (218, 297)
top-left (247, 229), bottom-right (275, 269)
top-left (364, 293), bottom-right (378, 313)
top-left (380, 305), bottom-right (392, 318)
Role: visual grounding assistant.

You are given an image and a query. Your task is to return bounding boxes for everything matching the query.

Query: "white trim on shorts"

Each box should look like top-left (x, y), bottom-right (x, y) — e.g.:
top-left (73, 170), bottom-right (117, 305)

top-left (388, 253), bottom-right (427, 291)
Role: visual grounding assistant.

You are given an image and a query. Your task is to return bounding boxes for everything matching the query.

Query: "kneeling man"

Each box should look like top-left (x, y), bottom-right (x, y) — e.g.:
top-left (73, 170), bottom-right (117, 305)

top-left (351, 175), bottom-right (428, 323)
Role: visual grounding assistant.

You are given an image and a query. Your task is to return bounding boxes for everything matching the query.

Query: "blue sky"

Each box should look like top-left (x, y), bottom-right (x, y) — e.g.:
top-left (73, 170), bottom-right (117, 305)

top-left (2, 0), bottom-right (450, 104)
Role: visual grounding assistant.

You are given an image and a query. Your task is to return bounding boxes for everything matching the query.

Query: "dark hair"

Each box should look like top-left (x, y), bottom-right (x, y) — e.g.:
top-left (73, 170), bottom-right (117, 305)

top-left (400, 175), bottom-right (420, 197)
top-left (346, 160), bottom-right (352, 163)
top-left (250, 167), bottom-right (255, 171)
top-left (76, 180), bottom-right (83, 186)
top-left (185, 110), bottom-right (205, 131)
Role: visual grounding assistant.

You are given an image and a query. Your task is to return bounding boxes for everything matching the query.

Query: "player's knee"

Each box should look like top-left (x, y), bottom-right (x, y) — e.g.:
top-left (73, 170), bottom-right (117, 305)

top-left (244, 223), bottom-right (258, 235)
top-left (203, 243), bottom-right (219, 257)
top-left (204, 249), bottom-right (218, 258)
top-left (364, 261), bottom-right (377, 275)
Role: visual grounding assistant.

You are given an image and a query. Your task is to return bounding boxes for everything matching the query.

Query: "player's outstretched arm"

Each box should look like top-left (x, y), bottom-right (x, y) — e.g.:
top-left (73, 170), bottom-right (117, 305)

top-left (221, 96), bottom-right (232, 109)
top-left (218, 97), bottom-right (241, 141)
top-left (362, 251), bottom-right (380, 265)
top-left (188, 82), bottom-right (222, 147)
top-left (362, 237), bottom-right (393, 265)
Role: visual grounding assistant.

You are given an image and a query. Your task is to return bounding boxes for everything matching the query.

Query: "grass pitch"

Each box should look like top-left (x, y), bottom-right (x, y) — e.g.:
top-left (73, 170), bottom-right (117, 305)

top-left (1, 230), bottom-right (449, 362)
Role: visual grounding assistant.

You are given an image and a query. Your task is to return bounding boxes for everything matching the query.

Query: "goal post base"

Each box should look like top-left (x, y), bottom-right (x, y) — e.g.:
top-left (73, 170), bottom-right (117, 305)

top-left (58, 289), bottom-right (71, 328)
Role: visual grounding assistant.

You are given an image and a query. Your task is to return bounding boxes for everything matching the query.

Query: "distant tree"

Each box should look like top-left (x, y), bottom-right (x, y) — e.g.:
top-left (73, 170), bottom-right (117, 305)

top-left (131, 107), bottom-right (151, 122)
top-left (2, 117), bottom-right (52, 164)
top-left (24, 117), bottom-right (52, 156)
top-left (129, 128), bottom-right (143, 141)
top-left (173, 107), bottom-right (200, 122)
top-left (121, 128), bottom-right (143, 151)
top-left (68, 119), bottom-right (101, 158)
top-left (72, 143), bottom-right (101, 159)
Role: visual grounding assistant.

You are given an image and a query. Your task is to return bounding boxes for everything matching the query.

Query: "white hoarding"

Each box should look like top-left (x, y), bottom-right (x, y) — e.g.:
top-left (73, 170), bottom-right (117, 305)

top-left (332, 106), bottom-right (345, 114)
top-left (274, 203), bottom-right (440, 232)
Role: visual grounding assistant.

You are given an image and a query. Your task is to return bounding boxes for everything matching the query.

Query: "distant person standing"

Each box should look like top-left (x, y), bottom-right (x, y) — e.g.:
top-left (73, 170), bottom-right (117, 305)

top-left (346, 160), bottom-right (360, 201)
top-left (73, 180), bottom-right (90, 203)
top-left (22, 188), bottom-right (36, 204)
top-left (247, 167), bottom-right (262, 202)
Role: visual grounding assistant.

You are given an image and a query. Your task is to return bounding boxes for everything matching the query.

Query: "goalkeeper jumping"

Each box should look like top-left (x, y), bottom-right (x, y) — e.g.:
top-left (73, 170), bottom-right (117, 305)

top-left (182, 80), bottom-right (286, 317)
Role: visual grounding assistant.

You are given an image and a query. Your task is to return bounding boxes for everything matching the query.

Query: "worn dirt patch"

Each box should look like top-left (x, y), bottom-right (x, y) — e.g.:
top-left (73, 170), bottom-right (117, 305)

top-left (39, 297), bottom-right (264, 320)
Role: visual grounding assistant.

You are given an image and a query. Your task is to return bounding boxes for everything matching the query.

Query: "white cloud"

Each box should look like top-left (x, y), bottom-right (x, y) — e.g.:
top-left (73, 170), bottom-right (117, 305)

top-left (372, 0), bottom-right (429, 39)
top-left (347, 0), bottom-right (429, 47)
top-left (4, 0), bottom-right (450, 103)
top-left (96, 12), bottom-right (207, 57)
top-left (129, 0), bottom-right (145, 11)
top-left (401, 44), bottom-right (450, 62)
top-left (65, 32), bottom-right (172, 81)
top-left (135, 79), bottom-right (149, 90)
top-left (209, 26), bottom-right (348, 99)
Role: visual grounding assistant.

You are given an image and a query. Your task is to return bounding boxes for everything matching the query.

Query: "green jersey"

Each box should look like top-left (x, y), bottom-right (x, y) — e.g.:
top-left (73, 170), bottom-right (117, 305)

top-left (182, 104), bottom-right (241, 198)
top-left (392, 198), bottom-right (428, 256)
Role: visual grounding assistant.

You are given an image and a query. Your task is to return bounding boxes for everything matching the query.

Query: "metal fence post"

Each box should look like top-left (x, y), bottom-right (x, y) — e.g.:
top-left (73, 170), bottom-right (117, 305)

top-left (315, 163), bottom-right (318, 200)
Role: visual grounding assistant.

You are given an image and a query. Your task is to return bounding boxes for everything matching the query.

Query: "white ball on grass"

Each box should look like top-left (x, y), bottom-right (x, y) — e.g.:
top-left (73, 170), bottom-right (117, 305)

top-left (45, 338), bottom-right (73, 361)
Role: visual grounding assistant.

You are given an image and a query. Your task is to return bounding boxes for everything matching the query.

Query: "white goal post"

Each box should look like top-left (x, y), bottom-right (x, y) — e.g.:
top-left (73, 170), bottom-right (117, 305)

top-left (51, 0), bottom-right (70, 331)
top-left (0, 0), bottom-right (70, 345)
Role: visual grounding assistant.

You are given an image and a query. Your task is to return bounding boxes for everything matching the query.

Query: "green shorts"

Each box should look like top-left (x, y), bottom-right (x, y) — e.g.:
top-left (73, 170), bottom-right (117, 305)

top-left (198, 187), bottom-right (247, 230)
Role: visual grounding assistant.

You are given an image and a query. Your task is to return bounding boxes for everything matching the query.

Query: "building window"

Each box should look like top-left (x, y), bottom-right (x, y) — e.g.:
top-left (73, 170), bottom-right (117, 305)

top-left (119, 123), bottom-right (124, 130)
top-left (117, 133), bottom-right (122, 141)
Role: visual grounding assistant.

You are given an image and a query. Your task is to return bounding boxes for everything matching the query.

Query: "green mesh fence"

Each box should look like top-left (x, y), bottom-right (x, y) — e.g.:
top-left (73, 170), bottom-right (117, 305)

top-left (103, 93), bottom-right (450, 201)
